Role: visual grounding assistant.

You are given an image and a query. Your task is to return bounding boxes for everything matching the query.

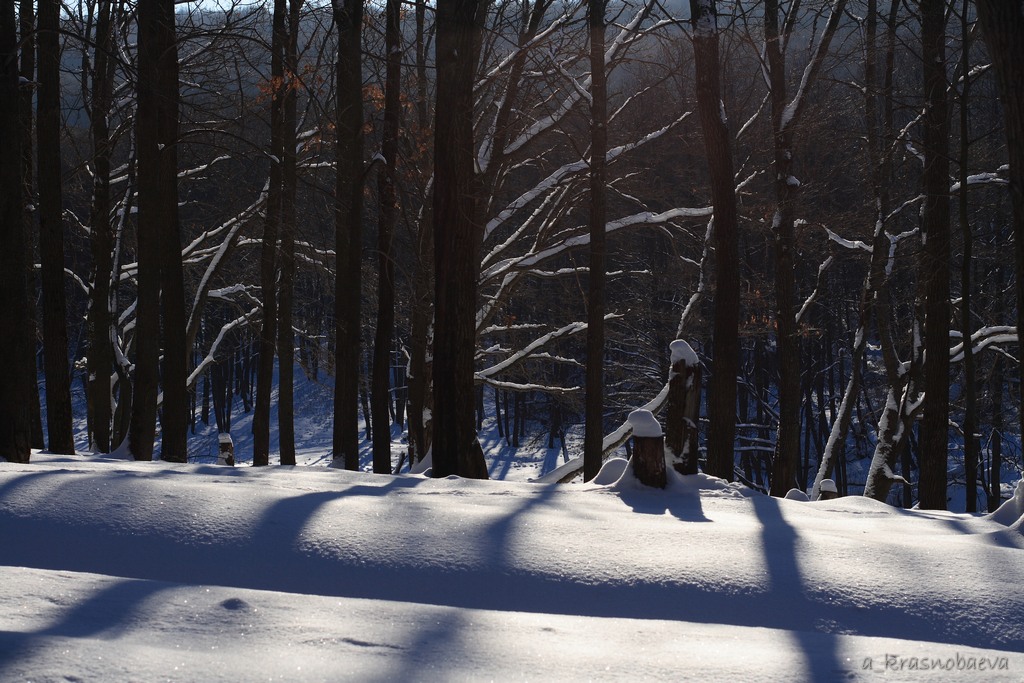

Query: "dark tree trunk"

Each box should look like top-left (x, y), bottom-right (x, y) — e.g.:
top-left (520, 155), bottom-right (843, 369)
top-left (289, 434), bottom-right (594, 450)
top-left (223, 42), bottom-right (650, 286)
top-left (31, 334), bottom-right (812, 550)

top-left (333, 0), bottom-right (364, 471)
top-left (202, 365), bottom-right (210, 425)
top-left (502, 389), bottom-right (511, 445)
top-left (128, 8), bottom-right (162, 461)
top-left (988, 354), bottom-right (1003, 513)
top-left (407, 221), bottom-right (433, 464)
top-left (277, 0), bottom-right (302, 466)
top-left (156, 0), bottom-right (187, 464)
top-left (87, 0), bottom-right (116, 453)
top-left (975, 0), bottom-right (1024, 500)
top-left (406, 0), bottom-right (434, 466)
top-left (763, 0), bottom-right (799, 496)
top-left (957, 1), bottom-right (978, 512)
top-left (394, 348), bottom-right (407, 429)
top-left (918, 0), bottom-right (951, 510)
top-left (415, 0), bottom-right (429, 129)
top-left (360, 369), bottom-right (372, 444)
top-left (762, 0), bottom-right (847, 496)
top-left (130, 0), bottom-right (184, 462)
top-left (0, 1), bottom-right (34, 463)
top-left (37, 0), bottom-right (75, 454)
top-left (431, 0), bottom-right (488, 479)
top-left (372, 0), bottom-right (401, 474)
top-left (253, 0), bottom-right (286, 467)
top-left (582, 0), bottom-right (608, 482)
top-left (18, 0), bottom-right (44, 451)
top-left (494, 385), bottom-right (504, 438)
top-left (691, 0), bottom-right (738, 481)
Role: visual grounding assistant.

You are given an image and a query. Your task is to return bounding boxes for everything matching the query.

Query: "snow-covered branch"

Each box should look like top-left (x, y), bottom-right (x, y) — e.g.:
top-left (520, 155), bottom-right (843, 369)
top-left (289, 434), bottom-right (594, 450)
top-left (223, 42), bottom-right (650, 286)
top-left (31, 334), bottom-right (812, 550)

top-left (187, 307), bottom-right (260, 389)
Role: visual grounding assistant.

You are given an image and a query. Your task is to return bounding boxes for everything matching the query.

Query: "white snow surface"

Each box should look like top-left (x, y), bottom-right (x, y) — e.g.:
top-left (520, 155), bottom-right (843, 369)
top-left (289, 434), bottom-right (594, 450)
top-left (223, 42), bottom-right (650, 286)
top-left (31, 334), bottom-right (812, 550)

top-left (1, 454), bottom-right (1023, 681)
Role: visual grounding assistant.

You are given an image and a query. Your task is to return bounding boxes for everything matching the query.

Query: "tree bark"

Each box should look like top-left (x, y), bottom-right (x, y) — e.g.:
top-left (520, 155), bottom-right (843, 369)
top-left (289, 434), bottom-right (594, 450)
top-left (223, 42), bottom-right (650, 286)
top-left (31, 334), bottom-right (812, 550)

top-left (372, 0), bottom-right (401, 474)
top-left (37, 0), bottom-right (76, 454)
top-left (918, 0), bottom-right (951, 509)
top-left (583, 0), bottom-right (608, 483)
top-left (87, 0), bottom-right (116, 453)
top-left (407, 214), bottom-right (433, 464)
top-left (431, 0), bottom-right (488, 479)
top-left (988, 353), bottom-right (1003, 513)
top-left (155, 0), bottom-right (187, 464)
top-left (975, 0), bottom-right (1024, 506)
top-left (277, 0), bottom-right (302, 466)
top-left (957, 0), bottom-right (978, 512)
top-left (763, 0), bottom-right (800, 495)
top-left (762, 0), bottom-right (848, 496)
top-left (130, 0), bottom-right (184, 462)
top-left (0, 1), bottom-right (34, 463)
top-left (333, 0), bottom-right (364, 471)
top-left (253, 0), bottom-right (286, 467)
top-left (18, 0), bottom-right (44, 451)
top-left (690, 0), bottom-right (738, 481)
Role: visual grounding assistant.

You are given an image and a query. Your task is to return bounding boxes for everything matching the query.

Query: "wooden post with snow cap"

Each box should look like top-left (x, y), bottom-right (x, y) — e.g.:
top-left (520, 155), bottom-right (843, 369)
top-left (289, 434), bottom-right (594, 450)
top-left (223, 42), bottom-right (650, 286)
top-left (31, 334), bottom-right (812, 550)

top-left (665, 340), bottom-right (701, 475)
top-left (217, 433), bottom-right (235, 466)
top-left (628, 409), bottom-right (666, 488)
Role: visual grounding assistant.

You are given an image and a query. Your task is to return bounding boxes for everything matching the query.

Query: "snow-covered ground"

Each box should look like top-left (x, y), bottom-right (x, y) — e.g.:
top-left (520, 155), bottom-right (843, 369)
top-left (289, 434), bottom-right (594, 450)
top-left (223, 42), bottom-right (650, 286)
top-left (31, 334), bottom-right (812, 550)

top-left (2, 452), bottom-right (1023, 681)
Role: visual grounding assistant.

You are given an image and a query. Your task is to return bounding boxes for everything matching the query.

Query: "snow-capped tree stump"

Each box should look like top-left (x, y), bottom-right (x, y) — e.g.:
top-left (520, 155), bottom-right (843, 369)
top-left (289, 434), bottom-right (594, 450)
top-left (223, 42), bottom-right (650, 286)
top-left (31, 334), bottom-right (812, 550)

top-left (665, 340), bottom-right (701, 475)
top-left (217, 433), bottom-right (235, 466)
top-left (628, 409), bottom-right (666, 489)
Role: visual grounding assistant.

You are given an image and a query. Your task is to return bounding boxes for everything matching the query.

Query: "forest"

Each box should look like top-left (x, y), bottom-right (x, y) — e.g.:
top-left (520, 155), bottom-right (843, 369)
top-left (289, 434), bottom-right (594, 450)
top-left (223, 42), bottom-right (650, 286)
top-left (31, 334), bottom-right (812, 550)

top-left (1, 0), bottom-right (1023, 513)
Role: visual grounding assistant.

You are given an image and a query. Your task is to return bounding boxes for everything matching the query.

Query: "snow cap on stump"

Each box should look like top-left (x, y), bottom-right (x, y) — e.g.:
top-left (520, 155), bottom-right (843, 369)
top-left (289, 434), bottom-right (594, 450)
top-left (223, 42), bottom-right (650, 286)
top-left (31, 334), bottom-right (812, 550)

top-left (628, 409), bottom-right (663, 438)
top-left (670, 339), bottom-right (698, 366)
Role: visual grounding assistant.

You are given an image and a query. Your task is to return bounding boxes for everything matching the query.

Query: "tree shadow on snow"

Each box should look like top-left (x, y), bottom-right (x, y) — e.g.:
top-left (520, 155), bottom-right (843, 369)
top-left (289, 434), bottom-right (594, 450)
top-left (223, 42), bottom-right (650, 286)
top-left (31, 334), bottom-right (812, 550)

top-left (0, 578), bottom-right (173, 678)
top-left (368, 609), bottom-right (468, 683)
top-left (750, 494), bottom-right (846, 682)
top-left (616, 481), bottom-right (710, 522)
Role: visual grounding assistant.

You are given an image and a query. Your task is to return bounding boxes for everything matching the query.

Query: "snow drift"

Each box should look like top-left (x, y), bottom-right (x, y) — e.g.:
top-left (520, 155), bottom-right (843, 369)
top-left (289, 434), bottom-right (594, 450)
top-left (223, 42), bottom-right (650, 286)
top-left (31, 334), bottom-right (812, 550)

top-left (1, 455), bottom-right (1022, 681)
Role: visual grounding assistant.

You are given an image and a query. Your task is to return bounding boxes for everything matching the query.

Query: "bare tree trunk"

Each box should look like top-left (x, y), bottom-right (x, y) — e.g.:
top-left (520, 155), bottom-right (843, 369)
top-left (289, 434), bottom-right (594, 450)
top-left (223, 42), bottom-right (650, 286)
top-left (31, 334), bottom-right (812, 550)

top-left (87, 0), bottom-right (116, 453)
top-left (155, 0), bottom-right (187, 464)
top-left (762, 0), bottom-right (848, 496)
top-left (583, 0), bottom-right (608, 483)
top-left (277, 0), bottom-right (302, 466)
top-left (37, 0), bottom-right (75, 454)
top-left (253, 0), bottom-right (286, 467)
top-left (957, 0), bottom-right (978, 512)
top-left (407, 216), bottom-right (433, 464)
top-left (988, 353), bottom-right (1003, 513)
top-left (333, 0), bottom-right (364, 471)
top-left (415, 0), bottom-right (429, 130)
top-left (407, 0), bottom-right (434, 466)
top-left (918, 0), bottom-right (951, 510)
top-left (0, 1), bottom-right (34, 463)
top-left (130, 0), bottom-right (184, 462)
top-left (431, 0), bottom-right (488, 479)
top-left (372, 0), bottom-right (401, 474)
top-left (129, 16), bottom-right (162, 462)
top-left (690, 0), bottom-right (738, 481)
top-left (763, 0), bottom-right (799, 495)
top-left (975, 0), bottom-right (1024, 500)
top-left (18, 0), bottom-right (44, 451)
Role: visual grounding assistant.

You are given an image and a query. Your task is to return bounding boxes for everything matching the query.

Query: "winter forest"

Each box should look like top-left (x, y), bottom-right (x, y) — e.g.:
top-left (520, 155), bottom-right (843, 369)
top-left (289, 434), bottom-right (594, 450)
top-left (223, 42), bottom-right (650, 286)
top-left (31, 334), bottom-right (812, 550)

top-left (4, 0), bottom-right (1024, 678)
top-left (3, 0), bottom-right (1024, 507)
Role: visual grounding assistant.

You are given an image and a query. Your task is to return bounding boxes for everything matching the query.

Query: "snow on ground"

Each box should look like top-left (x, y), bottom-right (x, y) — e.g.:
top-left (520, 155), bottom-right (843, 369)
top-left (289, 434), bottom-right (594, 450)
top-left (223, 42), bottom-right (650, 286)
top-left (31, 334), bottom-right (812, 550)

top-left (2, 454), bottom-right (1023, 681)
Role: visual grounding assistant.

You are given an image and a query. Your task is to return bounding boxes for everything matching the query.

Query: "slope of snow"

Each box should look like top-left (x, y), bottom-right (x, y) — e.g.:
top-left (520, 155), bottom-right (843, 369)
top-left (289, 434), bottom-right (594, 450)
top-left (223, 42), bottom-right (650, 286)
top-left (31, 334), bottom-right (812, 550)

top-left (1, 455), bottom-right (1023, 681)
